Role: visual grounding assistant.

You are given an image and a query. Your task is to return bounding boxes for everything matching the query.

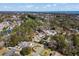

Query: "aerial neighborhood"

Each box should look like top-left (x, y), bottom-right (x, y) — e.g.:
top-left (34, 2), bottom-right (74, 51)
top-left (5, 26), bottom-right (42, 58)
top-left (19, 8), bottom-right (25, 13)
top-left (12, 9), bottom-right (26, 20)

top-left (0, 13), bottom-right (79, 56)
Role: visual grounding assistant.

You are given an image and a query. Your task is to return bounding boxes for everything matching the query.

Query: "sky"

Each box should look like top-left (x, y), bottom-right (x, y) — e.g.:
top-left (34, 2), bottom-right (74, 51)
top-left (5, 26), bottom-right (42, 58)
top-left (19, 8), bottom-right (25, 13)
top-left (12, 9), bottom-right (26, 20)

top-left (0, 3), bottom-right (79, 11)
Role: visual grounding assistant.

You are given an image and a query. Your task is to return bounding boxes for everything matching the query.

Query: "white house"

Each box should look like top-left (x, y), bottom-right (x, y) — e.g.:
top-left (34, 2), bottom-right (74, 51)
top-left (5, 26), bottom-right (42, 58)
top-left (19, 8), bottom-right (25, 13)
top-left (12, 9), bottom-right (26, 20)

top-left (43, 30), bottom-right (57, 36)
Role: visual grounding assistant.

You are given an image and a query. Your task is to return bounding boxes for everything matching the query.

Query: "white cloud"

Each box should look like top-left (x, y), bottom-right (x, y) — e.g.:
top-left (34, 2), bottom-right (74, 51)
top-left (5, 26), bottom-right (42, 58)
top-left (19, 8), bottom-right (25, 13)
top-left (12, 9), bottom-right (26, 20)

top-left (26, 5), bottom-right (33, 8)
top-left (35, 7), bottom-right (39, 9)
top-left (53, 4), bottom-right (57, 6)
top-left (42, 4), bottom-right (51, 9)
top-left (4, 6), bottom-right (8, 8)
top-left (43, 4), bottom-right (57, 8)
top-left (46, 4), bottom-right (51, 7)
top-left (19, 5), bottom-right (34, 9)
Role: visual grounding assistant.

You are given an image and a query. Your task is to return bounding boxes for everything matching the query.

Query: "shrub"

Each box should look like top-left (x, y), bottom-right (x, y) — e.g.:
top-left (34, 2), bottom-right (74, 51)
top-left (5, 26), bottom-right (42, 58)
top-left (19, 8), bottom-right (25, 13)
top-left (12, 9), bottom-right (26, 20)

top-left (20, 47), bottom-right (32, 56)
